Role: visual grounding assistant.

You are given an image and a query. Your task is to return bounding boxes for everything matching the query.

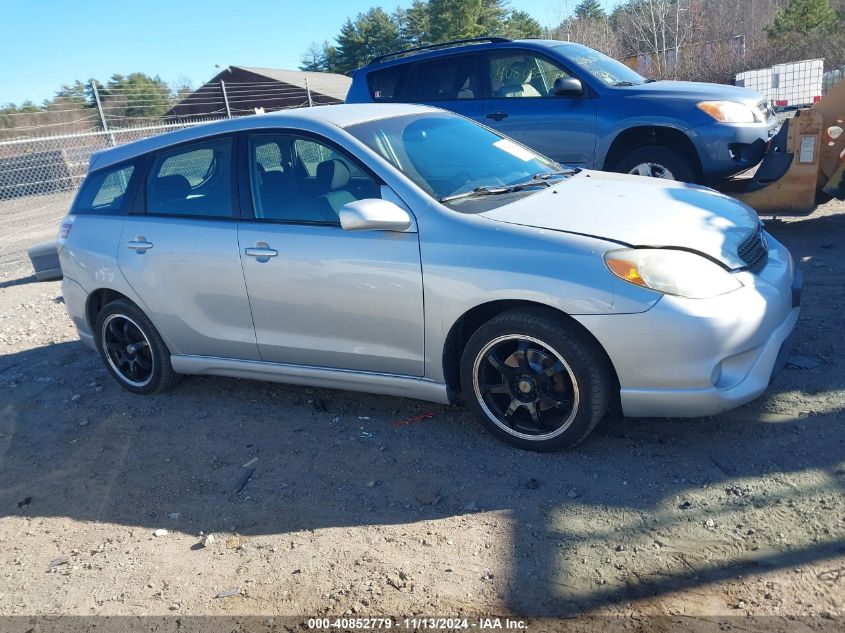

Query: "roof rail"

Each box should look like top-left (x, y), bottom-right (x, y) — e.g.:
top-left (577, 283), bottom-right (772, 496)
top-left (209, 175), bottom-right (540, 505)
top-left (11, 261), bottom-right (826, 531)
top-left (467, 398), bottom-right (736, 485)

top-left (368, 37), bottom-right (511, 66)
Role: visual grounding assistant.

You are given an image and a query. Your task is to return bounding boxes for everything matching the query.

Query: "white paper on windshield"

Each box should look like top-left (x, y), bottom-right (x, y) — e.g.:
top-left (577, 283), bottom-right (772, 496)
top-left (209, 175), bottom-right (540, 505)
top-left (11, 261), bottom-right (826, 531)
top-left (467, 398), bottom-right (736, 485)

top-left (493, 138), bottom-right (536, 162)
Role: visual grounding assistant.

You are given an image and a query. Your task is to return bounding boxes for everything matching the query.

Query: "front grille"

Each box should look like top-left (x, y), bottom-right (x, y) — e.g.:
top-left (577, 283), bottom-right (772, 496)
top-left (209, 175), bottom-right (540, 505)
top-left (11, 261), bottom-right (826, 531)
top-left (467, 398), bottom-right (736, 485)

top-left (738, 224), bottom-right (769, 273)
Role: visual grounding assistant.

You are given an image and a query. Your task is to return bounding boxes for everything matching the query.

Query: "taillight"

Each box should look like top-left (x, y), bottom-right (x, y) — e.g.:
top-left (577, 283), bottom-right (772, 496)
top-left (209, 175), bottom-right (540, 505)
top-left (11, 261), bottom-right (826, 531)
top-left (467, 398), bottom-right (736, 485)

top-left (57, 216), bottom-right (74, 246)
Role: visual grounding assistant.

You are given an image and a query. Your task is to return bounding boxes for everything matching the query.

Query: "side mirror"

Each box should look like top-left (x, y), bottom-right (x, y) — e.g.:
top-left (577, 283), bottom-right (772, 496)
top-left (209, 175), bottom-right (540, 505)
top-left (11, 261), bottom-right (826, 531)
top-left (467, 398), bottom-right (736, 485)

top-left (553, 77), bottom-right (583, 97)
top-left (339, 198), bottom-right (413, 232)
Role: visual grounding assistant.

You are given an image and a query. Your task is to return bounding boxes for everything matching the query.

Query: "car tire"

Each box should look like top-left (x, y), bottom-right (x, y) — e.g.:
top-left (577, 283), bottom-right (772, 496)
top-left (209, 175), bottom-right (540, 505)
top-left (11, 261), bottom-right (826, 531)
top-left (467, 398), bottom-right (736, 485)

top-left (459, 308), bottom-right (611, 452)
top-left (94, 298), bottom-right (179, 395)
top-left (614, 145), bottom-right (697, 183)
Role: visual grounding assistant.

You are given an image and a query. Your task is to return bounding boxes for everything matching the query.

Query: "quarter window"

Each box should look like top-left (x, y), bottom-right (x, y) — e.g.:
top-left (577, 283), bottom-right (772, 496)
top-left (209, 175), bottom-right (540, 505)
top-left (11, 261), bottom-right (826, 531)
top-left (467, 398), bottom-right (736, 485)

top-left (411, 55), bottom-right (479, 101)
top-left (367, 66), bottom-right (405, 102)
top-left (145, 137), bottom-right (233, 216)
top-left (247, 134), bottom-right (380, 223)
top-left (488, 52), bottom-right (571, 98)
top-left (74, 163), bottom-right (135, 214)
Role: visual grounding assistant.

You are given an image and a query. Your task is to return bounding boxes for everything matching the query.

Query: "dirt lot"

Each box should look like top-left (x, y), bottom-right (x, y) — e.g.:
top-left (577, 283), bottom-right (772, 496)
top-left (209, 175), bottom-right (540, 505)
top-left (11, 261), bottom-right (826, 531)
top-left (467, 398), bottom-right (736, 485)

top-left (0, 192), bottom-right (843, 627)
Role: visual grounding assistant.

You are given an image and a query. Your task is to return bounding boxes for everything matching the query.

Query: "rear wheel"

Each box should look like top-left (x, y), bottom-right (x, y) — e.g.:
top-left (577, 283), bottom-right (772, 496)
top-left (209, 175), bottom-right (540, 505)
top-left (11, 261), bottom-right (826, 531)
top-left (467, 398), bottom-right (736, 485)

top-left (94, 298), bottom-right (179, 395)
top-left (614, 144), bottom-right (697, 183)
top-left (460, 308), bottom-right (611, 451)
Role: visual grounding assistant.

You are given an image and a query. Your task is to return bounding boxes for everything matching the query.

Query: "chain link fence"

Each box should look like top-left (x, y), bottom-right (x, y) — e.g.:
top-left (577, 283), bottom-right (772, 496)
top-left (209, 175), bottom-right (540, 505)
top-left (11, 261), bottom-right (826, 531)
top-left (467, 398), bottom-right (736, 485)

top-left (0, 76), bottom-right (325, 207)
top-left (0, 118), bottom-right (230, 202)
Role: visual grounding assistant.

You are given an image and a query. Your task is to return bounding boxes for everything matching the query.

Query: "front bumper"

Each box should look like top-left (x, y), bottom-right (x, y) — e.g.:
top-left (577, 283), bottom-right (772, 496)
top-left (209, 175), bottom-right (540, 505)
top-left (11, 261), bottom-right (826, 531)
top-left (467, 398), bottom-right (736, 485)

top-left (690, 117), bottom-right (779, 181)
top-left (574, 234), bottom-right (800, 418)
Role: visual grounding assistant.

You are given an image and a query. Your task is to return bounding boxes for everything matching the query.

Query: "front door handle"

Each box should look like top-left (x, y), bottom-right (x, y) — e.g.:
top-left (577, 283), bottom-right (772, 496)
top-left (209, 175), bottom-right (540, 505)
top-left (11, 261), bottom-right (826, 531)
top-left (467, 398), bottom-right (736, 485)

top-left (127, 237), bottom-right (153, 251)
top-left (244, 242), bottom-right (278, 260)
top-left (486, 110), bottom-right (508, 122)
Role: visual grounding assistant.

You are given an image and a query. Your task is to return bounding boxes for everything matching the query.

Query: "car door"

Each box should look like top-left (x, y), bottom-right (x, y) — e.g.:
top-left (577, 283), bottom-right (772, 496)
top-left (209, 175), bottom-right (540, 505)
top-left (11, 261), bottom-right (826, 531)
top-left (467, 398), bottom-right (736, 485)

top-left (237, 131), bottom-right (425, 376)
top-left (405, 54), bottom-right (484, 122)
top-left (117, 135), bottom-right (260, 360)
top-left (482, 50), bottom-right (598, 166)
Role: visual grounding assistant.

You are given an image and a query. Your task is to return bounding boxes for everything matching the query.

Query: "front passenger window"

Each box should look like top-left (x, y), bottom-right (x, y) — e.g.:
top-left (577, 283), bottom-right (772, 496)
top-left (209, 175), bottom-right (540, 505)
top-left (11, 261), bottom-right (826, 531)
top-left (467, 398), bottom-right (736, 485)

top-left (488, 53), bottom-right (571, 98)
top-left (146, 137), bottom-right (233, 217)
top-left (247, 134), bottom-right (380, 223)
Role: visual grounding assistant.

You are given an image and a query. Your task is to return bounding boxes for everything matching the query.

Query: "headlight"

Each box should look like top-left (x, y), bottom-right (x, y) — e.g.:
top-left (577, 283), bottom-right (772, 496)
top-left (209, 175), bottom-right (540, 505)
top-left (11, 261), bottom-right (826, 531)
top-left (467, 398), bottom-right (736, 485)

top-left (697, 101), bottom-right (761, 123)
top-left (604, 248), bottom-right (742, 299)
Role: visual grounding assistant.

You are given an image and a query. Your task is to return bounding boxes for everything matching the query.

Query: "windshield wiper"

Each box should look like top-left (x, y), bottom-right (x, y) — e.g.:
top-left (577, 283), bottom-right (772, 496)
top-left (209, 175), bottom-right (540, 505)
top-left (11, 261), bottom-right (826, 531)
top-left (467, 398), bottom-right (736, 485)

top-left (520, 168), bottom-right (580, 183)
top-left (440, 168), bottom-right (580, 204)
top-left (611, 80), bottom-right (636, 87)
top-left (439, 179), bottom-right (552, 204)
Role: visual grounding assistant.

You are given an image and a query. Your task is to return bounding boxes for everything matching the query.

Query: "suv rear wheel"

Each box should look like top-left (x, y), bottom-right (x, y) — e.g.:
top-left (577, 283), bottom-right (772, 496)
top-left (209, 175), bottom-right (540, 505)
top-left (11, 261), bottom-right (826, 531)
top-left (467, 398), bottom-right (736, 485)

top-left (614, 144), bottom-right (696, 183)
top-left (459, 308), bottom-right (611, 452)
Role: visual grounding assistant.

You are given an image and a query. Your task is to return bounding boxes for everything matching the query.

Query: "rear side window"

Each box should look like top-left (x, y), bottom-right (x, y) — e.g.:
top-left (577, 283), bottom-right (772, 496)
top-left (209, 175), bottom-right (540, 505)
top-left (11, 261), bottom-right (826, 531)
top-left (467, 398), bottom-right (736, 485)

top-left (367, 66), bottom-right (404, 102)
top-left (145, 137), bottom-right (233, 217)
top-left (73, 163), bottom-right (135, 214)
top-left (410, 55), bottom-right (479, 101)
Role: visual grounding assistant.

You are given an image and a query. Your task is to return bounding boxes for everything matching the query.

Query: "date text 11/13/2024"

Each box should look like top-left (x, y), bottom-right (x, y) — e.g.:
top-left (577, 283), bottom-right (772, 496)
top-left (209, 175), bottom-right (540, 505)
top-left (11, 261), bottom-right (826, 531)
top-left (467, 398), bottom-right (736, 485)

top-left (307, 617), bottom-right (528, 630)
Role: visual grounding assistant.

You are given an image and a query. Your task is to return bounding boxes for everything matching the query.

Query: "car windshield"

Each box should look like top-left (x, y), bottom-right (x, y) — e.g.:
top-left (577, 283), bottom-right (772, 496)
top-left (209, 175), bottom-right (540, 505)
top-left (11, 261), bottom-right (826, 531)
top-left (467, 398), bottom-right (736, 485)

top-left (556, 43), bottom-right (647, 86)
top-left (345, 112), bottom-right (571, 210)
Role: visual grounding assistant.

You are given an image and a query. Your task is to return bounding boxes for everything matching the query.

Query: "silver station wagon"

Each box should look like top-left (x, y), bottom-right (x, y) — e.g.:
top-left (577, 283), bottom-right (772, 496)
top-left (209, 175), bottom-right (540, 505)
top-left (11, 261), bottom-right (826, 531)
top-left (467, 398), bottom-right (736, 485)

top-left (58, 104), bottom-right (801, 451)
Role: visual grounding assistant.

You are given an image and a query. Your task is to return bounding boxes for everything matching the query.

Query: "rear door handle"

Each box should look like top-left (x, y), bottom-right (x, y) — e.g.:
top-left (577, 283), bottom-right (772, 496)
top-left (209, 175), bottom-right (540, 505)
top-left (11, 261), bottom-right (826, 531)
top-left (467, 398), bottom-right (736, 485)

top-left (486, 111), bottom-right (508, 122)
top-left (127, 239), bottom-right (153, 251)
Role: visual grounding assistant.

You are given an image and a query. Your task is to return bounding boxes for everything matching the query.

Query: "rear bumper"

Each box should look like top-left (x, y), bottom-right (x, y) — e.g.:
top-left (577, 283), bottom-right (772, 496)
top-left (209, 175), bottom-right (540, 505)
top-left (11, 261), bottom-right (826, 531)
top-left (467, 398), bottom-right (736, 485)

top-left (574, 235), bottom-right (800, 418)
top-left (62, 276), bottom-right (95, 350)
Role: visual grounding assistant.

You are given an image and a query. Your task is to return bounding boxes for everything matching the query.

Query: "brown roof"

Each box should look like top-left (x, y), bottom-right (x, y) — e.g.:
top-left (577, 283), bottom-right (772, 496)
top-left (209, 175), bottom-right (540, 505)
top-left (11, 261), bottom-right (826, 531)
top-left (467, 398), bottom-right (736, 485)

top-left (232, 66), bottom-right (351, 102)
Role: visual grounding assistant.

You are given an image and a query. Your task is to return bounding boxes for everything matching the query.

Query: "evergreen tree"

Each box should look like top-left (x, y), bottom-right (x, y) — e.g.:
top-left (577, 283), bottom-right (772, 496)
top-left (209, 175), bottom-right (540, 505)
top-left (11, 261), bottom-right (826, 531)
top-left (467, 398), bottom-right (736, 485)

top-left (336, 8), bottom-right (401, 72)
top-left (575, 0), bottom-right (606, 20)
top-left (100, 73), bottom-right (172, 120)
top-left (428, 0), bottom-right (484, 42)
top-left (52, 80), bottom-right (92, 109)
top-left (500, 10), bottom-right (544, 38)
top-left (478, 0), bottom-right (510, 34)
top-left (396, 0), bottom-right (431, 47)
top-left (322, 43), bottom-right (341, 73)
top-left (766, 0), bottom-right (838, 39)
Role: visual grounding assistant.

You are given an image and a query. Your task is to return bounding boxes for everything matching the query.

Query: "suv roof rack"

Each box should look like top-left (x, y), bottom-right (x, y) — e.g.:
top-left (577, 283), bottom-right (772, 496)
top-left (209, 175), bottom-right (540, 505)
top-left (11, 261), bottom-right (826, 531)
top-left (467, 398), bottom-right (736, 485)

top-left (368, 37), bottom-right (511, 66)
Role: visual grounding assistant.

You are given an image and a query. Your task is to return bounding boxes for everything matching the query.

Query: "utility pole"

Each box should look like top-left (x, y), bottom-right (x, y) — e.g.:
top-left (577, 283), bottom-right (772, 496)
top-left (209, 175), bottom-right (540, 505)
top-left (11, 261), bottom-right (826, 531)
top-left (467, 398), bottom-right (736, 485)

top-left (221, 80), bottom-right (232, 118)
top-left (91, 80), bottom-right (114, 146)
top-left (305, 78), bottom-right (314, 107)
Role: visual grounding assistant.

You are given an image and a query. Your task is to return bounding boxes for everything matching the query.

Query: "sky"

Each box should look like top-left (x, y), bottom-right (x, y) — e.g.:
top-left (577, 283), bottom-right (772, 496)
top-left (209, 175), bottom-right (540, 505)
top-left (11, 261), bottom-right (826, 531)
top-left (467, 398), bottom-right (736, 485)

top-left (1, 0), bottom-right (623, 106)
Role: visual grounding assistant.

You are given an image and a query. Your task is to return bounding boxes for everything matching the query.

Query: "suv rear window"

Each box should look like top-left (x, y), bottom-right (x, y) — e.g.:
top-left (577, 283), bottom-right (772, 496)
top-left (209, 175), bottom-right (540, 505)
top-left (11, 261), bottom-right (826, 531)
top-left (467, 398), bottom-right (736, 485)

top-left (73, 163), bottom-right (135, 214)
top-left (367, 66), bottom-right (404, 102)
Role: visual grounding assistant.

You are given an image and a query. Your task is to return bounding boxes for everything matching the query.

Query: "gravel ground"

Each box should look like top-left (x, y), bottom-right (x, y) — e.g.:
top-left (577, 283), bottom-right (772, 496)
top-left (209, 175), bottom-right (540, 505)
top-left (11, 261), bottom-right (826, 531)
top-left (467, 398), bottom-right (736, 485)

top-left (0, 191), bottom-right (843, 626)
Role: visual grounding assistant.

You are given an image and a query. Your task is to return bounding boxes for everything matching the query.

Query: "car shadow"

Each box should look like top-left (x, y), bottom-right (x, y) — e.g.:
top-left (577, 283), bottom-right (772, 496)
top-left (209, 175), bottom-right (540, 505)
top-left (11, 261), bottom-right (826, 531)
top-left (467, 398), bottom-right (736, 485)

top-left (1, 337), bottom-right (843, 616)
top-left (0, 272), bottom-right (38, 290)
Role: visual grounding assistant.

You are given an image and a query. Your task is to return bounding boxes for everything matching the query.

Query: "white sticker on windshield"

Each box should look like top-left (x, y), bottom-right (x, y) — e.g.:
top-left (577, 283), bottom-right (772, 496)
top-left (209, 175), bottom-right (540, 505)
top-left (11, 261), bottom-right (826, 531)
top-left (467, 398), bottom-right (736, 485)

top-left (493, 138), bottom-right (536, 162)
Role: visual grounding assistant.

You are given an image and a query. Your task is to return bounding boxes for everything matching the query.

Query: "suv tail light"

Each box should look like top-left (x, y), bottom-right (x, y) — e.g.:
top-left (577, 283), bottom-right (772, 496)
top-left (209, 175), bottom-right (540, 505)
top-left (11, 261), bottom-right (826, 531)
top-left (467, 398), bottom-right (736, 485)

top-left (57, 216), bottom-right (74, 247)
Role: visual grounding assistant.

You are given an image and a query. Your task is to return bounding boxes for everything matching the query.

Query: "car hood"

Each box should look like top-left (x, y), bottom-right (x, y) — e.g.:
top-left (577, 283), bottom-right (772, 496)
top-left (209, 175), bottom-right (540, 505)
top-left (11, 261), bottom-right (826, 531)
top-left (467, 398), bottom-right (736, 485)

top-left (624, 80), bottom-right (765, 106)
top-left (480, 170), bottom-right (759, 269)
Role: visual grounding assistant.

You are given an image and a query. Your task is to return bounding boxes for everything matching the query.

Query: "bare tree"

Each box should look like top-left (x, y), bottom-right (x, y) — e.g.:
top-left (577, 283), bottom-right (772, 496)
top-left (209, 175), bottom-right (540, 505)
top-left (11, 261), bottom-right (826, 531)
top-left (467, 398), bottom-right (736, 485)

top-left (615, 0), bottom-right (692, 78)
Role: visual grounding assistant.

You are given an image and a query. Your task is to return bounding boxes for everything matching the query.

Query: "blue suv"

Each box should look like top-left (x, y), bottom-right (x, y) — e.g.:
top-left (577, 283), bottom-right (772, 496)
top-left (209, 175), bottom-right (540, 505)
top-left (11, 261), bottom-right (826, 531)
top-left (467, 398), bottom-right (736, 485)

top-left (345, 37), bottom-right (779, 184)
